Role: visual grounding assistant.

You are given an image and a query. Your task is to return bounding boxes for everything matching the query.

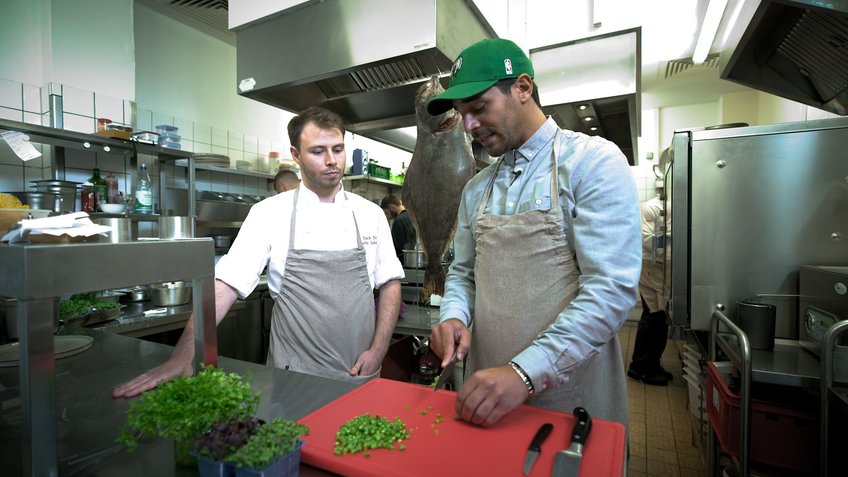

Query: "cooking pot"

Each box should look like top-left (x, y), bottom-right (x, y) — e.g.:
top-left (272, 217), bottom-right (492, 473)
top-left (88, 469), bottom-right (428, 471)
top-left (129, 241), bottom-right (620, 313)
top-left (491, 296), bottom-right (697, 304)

top-left (6, 191), bottom-right (63, 212)
top-left (158, 216), bottom-right (195, 239)
top-left (736, 298), bottom-right (776, 350)
top-left (402, 249), bottom-right (427, 269)
top-left (94, 218), bottom-right (135, 243)
top-left (120, 286), bottom-right (149, 302)
top-left (148, 281), bottom-right (192, 306)
top-left (30, 180), bottom-right (79, 212)
top-left (213, 235), bottom-right (232, 248)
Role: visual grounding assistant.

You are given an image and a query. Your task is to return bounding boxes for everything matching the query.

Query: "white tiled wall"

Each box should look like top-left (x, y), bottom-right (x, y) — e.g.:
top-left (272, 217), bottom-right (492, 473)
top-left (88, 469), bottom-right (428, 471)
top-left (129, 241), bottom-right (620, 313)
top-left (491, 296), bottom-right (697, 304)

top-left (0, 78), bottom-right (284, 209)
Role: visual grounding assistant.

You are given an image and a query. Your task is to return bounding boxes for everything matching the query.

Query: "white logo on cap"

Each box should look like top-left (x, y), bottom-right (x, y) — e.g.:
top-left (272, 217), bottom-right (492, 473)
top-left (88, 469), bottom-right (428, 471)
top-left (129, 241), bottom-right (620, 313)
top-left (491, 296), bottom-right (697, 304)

top-left (504, 59), bottom-right (513, 75)
top-left (451, 57), bottom-right (463, 78)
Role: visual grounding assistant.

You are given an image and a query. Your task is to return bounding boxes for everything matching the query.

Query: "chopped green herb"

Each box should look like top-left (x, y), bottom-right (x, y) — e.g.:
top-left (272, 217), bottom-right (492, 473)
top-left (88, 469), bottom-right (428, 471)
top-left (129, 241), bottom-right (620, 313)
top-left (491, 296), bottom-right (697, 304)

top-left (334, 413), bottom-right (410, 456)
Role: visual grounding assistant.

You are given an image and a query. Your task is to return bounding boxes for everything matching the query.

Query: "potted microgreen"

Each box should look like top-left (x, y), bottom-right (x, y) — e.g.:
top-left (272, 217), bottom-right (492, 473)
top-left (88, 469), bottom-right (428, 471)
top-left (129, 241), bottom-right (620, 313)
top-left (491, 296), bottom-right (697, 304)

top-left (193, 416), bottom-right (265, 477)
top-left (117, 366), bottom-right (259, 467)
top-left (229, 418), bottom-right (309, 477)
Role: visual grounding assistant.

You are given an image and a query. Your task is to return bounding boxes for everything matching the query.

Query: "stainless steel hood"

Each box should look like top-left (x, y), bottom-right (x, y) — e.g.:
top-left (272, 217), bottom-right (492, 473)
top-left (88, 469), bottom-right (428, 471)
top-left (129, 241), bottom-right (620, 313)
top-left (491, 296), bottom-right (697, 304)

top-left (721, 0), bottom-right (848, 115)
top-left (235, 0), bottom-right (491, 149)
top-left (530, 28), bottom-right (641, 166)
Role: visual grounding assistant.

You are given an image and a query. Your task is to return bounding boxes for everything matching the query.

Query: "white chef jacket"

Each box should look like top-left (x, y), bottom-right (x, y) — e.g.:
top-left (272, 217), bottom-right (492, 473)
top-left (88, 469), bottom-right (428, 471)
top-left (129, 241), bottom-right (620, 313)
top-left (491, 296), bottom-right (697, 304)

top-left (215, 185), bottom-right (404, 300)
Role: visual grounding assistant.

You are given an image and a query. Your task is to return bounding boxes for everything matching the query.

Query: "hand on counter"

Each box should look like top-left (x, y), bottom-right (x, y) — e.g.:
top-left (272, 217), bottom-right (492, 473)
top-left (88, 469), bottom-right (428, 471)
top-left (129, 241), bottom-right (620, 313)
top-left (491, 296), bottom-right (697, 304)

top-left (112, 355), bottom-right (194, 398)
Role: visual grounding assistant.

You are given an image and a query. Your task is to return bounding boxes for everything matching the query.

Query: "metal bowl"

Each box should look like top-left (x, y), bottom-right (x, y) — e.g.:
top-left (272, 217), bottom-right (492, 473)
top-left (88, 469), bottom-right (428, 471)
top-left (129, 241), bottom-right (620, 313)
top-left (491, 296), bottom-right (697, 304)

top-left (148, 281), bottom-right (192, 307)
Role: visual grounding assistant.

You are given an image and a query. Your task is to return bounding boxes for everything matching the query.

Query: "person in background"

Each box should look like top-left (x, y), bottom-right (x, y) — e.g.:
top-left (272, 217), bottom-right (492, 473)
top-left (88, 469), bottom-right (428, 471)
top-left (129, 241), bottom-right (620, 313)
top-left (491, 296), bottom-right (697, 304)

top-left (627, 149), bottom-right (672, 386)
top-left (274, 169), bottom-right (300, 193)
top-left (113, 106), bottom-right (403, 397)
top-left (380, 194), bottom-right (417, 260)
top-left (426, 38), bottom-right (641, 428)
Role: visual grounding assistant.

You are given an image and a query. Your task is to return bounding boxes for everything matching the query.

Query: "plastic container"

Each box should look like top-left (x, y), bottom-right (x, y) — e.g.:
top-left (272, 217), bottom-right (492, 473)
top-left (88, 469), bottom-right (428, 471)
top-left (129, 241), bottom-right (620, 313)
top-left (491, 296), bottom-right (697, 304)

top-left (705, 361), bottom-right (819, 472)
top-left (155, 124), bottom-right (178, 135)
top-left (158, 132), bottom-right (181, 143)
top-left (159, 141), bottom-right (182, 150)
top-left (233, 440), bottom-right (303, 477)
top-left (368, 163), bottom-right (391, 180)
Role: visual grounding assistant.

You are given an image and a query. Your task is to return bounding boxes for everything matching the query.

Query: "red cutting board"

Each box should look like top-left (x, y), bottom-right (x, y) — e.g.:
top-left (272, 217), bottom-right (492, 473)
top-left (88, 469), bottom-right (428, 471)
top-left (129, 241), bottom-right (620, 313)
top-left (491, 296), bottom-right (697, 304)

top-left (298, 378), bottom-right (625, 477)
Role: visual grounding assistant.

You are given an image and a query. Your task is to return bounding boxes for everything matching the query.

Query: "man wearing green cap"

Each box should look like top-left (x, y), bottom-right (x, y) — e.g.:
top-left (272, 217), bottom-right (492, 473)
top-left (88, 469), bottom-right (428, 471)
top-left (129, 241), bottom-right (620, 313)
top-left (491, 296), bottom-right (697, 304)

top-left (428, 38), bottom-right (641, 429)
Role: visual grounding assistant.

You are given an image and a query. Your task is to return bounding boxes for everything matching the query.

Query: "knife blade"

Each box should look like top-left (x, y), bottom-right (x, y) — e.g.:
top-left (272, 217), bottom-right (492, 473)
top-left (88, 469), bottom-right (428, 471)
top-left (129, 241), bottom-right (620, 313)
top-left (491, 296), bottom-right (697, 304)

top-left (552, 407), bottom-right (593, 477)
top-left (522, 422), bottom-right (553, 475)
top-left (432, 351), bottom-right (456, 391)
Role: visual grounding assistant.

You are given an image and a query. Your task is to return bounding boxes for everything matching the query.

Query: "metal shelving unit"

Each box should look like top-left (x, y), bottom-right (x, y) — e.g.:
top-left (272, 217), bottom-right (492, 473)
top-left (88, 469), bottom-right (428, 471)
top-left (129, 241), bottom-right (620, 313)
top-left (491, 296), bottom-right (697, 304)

top-left (709, 309), bottom-right (825, 477)
top-left (0, 240), bottom-right (216, 477)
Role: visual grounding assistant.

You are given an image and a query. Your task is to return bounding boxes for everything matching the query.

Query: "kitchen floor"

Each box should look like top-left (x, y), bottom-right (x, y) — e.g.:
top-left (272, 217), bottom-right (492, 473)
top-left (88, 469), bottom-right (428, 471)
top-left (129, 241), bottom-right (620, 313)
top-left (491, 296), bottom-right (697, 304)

top-left (619, 321), bottom-right (709, 477)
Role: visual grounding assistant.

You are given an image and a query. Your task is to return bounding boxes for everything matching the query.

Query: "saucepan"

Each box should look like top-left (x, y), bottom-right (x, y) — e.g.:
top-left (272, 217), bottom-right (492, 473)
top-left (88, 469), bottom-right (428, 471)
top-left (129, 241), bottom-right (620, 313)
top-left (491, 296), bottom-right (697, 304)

top-left (148, 281), bottom-right (192, 307)
top-left (402, 250), bottom-right (427, 269)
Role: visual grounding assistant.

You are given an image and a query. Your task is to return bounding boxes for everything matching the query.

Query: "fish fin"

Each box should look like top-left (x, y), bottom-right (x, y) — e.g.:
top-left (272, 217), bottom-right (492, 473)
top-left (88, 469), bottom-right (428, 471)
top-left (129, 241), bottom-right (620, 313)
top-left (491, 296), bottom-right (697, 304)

top-left (422, 265), bottom-right (446, 301)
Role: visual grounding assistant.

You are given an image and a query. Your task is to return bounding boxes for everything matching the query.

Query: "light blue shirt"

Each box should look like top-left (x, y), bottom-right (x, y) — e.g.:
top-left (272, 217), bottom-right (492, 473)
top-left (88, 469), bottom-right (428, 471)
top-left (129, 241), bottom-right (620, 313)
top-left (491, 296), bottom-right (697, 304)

top-left (440, 118), bottom-right (641, 391)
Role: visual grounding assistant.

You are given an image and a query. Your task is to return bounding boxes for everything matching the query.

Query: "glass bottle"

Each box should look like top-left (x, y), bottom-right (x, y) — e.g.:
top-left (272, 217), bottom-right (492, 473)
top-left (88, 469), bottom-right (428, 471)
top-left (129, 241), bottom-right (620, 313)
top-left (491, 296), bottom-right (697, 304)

top-left (89, 168), bottom-right (107, 212)
top-left (134, 164), bottom-right (153, 215)
top-left (105, 172), bottom-right (119, 204)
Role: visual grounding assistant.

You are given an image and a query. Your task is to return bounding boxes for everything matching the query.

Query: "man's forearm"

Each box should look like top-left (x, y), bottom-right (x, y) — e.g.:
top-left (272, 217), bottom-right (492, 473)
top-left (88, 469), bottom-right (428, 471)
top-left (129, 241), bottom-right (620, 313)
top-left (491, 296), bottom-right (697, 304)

top-left (371, 279), bottom-right (401, 357)
top-left (170, 279), bottom-right (240, 360)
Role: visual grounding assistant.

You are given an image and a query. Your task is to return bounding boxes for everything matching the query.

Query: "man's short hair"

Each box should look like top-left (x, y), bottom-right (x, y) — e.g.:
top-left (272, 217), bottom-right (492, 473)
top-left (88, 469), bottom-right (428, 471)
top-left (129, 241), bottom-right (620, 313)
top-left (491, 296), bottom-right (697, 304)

top-left (380, 195), bottom-right (401, 209)
top-left (493, 77), bottom-right (541, 108)
top-left (274, 170), bottom-right (300, 193)
top-left (287, 106), bottom-right (346, 150)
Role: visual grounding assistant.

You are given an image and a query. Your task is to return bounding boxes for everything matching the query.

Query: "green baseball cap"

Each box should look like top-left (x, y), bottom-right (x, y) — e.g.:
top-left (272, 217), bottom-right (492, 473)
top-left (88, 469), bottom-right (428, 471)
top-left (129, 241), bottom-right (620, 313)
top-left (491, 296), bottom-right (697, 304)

top-left (427, 38), bottom-right (534, 116)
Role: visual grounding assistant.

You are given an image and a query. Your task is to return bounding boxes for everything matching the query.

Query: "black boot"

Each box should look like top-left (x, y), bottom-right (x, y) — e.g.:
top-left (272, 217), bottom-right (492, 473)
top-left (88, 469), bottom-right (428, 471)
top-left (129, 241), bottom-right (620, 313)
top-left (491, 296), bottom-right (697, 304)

top-left (628, 296), bottom-right (670, 386)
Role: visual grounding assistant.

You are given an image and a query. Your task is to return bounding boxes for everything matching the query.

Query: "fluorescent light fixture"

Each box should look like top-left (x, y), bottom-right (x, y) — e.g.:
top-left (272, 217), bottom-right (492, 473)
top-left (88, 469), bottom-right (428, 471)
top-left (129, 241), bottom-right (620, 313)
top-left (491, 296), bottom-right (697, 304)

top-left (693, 0), bottom-right (728, 64)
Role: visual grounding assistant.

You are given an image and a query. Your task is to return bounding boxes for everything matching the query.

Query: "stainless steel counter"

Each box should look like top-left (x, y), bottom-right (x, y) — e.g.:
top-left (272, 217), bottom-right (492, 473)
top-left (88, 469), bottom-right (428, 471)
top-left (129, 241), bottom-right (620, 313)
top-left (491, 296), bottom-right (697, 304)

top-left (715, 333), bottom-right (824, 387)
top-left (394, 304), bottom-right (440, 337)
top-left (0, 328), bottom-right (356, 476)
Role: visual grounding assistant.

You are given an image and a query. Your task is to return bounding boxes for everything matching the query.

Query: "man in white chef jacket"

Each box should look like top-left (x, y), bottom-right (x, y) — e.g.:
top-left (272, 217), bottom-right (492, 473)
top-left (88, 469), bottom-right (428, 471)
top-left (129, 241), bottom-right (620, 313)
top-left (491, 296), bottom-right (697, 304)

top-left (114, 107), bottom-right (403, 397)
top-left (427, 38), bottom-right (641, 429)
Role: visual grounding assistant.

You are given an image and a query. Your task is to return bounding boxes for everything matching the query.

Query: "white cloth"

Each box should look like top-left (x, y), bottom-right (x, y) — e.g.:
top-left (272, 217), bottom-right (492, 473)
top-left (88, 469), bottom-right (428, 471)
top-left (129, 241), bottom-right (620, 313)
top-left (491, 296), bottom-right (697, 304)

top-left (639, 196), bottom-right (669, 312)
top-left (215, 185), bottom-right (404, 299)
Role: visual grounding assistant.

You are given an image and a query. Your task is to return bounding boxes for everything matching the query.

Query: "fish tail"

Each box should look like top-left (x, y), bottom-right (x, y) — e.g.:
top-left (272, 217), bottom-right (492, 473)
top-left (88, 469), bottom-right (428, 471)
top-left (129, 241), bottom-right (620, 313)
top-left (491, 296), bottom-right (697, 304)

top-left (422, 263), bottom-right (447, 301)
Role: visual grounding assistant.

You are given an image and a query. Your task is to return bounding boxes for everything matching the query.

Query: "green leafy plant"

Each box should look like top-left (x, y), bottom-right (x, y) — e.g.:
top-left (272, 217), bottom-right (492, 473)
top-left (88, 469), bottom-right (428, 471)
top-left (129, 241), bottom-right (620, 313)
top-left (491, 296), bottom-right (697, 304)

top-left (228, 418), bottom-right (309, 469)
top-left (117, 366), bottom-right (259, 453)
top-left (59, 292), bottom-right (119, 318)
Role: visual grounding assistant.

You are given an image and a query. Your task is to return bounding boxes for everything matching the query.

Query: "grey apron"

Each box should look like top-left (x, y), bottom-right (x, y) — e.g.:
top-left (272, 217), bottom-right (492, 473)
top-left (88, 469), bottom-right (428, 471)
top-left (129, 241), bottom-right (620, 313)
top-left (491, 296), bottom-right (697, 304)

top-left (268, 188), bottom-right (378, 383)
top-left (469, 133), bottom-right (629, 427)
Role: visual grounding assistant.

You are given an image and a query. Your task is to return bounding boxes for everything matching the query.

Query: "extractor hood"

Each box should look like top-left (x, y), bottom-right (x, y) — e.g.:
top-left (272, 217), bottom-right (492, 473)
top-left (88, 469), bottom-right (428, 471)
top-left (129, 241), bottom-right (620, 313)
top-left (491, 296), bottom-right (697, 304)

top-left (235, 0), bottom-right (491, 150)
top-left (529, 28), bottom-right (641, 166)
top-left (721, 0), bottom-right (848, 115)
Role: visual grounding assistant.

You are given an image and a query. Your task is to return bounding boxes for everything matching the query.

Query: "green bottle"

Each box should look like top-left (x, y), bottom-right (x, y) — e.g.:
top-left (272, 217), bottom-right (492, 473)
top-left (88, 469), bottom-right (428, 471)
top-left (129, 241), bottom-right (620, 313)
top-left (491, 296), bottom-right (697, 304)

top-left (89, 168), bottom-right (107, 212)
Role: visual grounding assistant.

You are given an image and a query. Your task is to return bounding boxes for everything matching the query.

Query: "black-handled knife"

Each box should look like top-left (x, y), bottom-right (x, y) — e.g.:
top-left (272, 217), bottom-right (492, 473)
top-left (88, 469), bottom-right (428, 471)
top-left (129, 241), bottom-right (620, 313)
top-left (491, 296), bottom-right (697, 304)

top-left (522, 422), bottom-right (553, 475)
top-left (552, 407), bottom-right (593, 477)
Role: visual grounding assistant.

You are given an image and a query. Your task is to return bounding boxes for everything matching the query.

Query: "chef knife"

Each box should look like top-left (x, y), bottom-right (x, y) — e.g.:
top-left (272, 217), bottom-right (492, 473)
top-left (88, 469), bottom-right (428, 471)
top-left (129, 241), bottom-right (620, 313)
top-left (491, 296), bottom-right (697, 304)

top-left (432, 351), bottom-right (456, 391)
top-left (552, 407), bottom-right (593, 477)
top-left (522, 422), bottom-right (553, 475)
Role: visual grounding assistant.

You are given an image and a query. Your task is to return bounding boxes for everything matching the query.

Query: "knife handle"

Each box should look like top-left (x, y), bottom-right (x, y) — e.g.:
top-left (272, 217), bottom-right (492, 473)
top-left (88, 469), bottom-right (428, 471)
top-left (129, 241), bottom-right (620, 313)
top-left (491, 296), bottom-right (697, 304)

top-left (528, 422), bottom-right (553, 451)
top-left (570, 407), bottom-right (592, 446)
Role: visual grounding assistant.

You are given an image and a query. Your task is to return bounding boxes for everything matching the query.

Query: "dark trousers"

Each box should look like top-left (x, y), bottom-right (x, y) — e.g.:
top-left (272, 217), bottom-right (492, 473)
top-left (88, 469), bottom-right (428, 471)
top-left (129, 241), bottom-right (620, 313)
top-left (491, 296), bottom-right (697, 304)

top-left (629, 294), bottom-right (669, 373)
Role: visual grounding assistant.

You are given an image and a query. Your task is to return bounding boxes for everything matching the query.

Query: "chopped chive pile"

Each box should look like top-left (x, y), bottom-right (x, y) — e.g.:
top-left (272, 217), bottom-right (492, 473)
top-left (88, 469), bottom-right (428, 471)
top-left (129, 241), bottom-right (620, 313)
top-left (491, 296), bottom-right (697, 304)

top-left (334, 413), bottom-right (410, 456)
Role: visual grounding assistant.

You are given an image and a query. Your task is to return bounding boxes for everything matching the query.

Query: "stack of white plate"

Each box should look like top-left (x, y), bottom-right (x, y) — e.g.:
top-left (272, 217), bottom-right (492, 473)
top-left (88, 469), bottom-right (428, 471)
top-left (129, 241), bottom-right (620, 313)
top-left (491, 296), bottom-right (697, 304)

top-left (193, 154), bottom-right (230, 167)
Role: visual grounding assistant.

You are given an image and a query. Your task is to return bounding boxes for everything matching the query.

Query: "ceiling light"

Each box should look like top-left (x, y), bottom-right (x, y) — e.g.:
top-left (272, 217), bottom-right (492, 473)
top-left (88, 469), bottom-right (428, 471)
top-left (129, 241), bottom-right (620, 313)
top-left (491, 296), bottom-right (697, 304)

top-left (590, 126), bottom-right (598, 131)
top-left (693, 0), bottom-right (728, 64)
top-left (578, 104), bottom-right (588, 111)
top-left (583, 117), bottom-right (594, 122)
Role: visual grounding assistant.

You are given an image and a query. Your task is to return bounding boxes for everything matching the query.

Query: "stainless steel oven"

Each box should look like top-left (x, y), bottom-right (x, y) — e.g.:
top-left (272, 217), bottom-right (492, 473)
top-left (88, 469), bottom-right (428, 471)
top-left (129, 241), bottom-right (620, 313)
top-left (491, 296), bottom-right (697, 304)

top-left (799, 265), bottom-right (848, 355)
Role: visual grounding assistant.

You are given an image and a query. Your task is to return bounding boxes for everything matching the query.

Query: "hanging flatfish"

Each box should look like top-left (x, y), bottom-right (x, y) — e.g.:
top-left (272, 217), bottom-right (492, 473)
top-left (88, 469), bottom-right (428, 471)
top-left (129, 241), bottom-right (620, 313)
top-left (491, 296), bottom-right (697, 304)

top-left (403, 75), bottom-right (476, 300)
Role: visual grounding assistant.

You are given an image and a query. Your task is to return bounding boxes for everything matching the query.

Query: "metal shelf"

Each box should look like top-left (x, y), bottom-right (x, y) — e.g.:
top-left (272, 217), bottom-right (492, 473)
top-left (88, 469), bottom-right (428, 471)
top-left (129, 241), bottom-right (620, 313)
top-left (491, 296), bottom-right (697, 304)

top-left (172, 158), bottom-right (276, 179)
top-left (343, 174), bottom-right (403, 188)
top-left (715, 333), bottom-right (821, 387)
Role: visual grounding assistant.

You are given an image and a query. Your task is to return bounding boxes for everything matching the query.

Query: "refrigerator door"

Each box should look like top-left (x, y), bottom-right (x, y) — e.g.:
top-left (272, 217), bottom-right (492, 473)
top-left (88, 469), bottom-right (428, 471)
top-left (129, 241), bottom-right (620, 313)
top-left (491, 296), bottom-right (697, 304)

top-left (671, 117), bottom-right (848, 336)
